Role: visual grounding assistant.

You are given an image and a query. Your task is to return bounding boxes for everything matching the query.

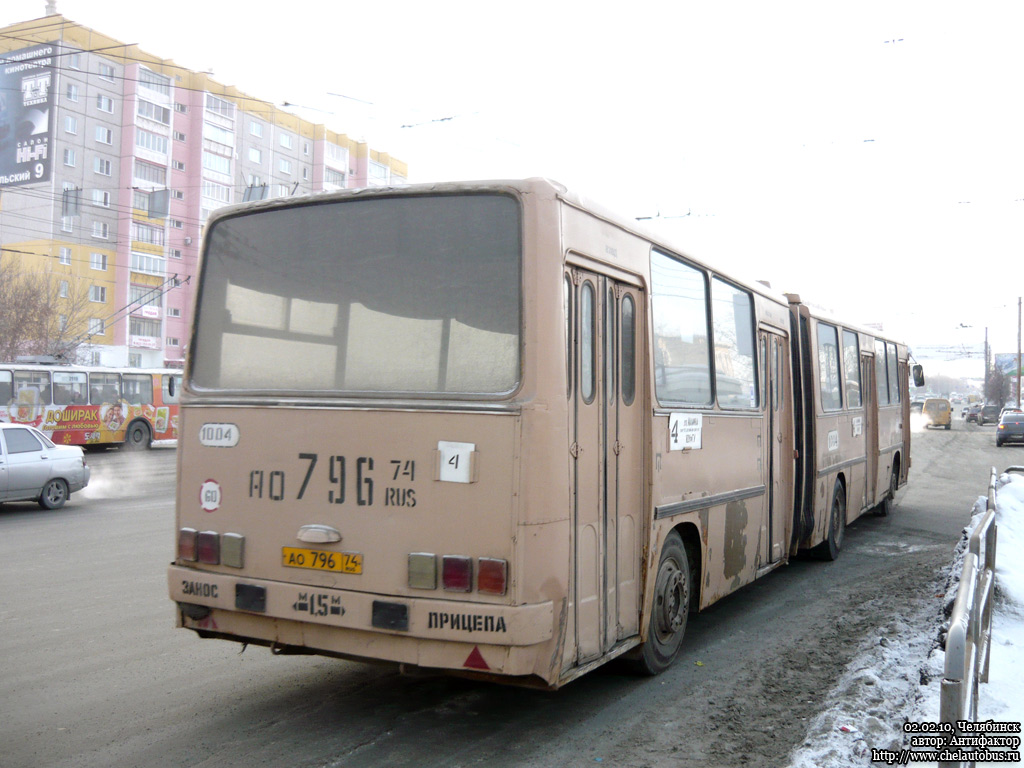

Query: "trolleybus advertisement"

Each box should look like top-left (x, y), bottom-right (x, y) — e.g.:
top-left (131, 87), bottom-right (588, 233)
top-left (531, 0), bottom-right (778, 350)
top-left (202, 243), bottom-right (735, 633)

top-left (0, 43), bottom-right (56, 188)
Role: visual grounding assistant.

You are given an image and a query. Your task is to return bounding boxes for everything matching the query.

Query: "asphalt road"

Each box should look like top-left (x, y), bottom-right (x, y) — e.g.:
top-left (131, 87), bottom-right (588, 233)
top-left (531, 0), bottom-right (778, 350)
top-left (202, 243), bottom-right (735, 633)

top-left (0, 415), bottom-right (1012, 768)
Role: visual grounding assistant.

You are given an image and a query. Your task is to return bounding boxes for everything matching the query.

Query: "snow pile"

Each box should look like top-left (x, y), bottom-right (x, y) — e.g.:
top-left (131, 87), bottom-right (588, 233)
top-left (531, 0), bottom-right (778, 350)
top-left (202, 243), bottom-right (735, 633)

top-left (788, 474), bottom-right (1024, 767)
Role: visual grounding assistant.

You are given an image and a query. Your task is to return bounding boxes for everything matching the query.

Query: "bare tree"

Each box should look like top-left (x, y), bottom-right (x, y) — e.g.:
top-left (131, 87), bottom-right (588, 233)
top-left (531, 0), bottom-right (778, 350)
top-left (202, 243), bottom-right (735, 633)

top-left (0, 253), bottom-right (95, 363)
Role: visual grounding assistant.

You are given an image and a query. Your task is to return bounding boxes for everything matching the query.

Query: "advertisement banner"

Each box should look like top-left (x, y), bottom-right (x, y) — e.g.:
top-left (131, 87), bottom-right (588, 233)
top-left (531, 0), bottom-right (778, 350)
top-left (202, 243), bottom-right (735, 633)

top-left (0, 43), bottom-right (56, 187)
top-left (995, 353), bottom-right (1023, 376)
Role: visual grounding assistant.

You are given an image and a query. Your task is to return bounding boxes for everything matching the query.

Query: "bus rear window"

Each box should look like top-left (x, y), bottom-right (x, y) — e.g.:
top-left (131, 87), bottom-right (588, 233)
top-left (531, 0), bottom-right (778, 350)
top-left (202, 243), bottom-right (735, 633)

top-left (191, 194), bottom-right (522, 396)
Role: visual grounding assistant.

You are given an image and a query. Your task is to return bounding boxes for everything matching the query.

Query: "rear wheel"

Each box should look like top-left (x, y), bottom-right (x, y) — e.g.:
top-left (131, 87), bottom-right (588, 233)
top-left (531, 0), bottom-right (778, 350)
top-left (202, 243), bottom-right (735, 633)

top-left (124, 420), bottom-right (151, 450)
top-left (633, 531), bottom-right (691, 675)
top-left (38, 478), bottom-right (69, 510)
top-left (814, 479), bottom-right (846, 560)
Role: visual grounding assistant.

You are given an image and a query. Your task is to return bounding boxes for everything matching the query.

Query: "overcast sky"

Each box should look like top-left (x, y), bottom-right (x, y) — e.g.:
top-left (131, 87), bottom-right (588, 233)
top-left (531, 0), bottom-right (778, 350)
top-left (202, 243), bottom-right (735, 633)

top-left (4, 1), bottom-right (1023, 380)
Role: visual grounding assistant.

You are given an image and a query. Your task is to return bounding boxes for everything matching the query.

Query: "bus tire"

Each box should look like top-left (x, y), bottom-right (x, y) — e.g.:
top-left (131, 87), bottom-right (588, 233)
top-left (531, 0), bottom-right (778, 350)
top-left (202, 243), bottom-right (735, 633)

top-left (39, 478), bottom-right (68, 510)
top-left (634, 531), bottom-right (691, 675)
top-left (814, 479), bottom-right (846, 561)
top-left (124, 420), bottom-right (151, 450)
top-left (875, 466), bottom-right (899, 517)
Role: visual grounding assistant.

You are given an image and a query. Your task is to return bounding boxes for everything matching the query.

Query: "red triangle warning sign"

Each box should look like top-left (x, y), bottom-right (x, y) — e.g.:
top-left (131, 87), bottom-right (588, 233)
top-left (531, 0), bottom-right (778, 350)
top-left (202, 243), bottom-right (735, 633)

top-left (463, 646), bottom-right (489, 670)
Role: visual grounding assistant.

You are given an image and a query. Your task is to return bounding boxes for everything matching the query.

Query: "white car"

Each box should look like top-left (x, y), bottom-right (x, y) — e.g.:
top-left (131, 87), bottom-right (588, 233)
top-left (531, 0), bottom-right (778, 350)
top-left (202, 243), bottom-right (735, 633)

top-left (0, 422), bottom-right (91, 509)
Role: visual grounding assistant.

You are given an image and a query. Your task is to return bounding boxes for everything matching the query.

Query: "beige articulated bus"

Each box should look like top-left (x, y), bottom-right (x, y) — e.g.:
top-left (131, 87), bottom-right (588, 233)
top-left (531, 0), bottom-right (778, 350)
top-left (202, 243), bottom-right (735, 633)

top-left (168, 178), bottom-right (922, 688)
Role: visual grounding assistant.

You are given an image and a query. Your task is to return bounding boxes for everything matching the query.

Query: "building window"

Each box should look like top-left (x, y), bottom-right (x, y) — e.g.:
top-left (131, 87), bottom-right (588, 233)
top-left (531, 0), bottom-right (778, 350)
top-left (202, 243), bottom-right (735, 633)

top-left (130, 284), bottom-right (163, 310)
top-left (279, 132), bottom-right (293, 149)
top-left (166, 337), bottom-right (179, 347)
top-left (131, 251), bottom-right (166, 276)
top-left (205, 94), bottom-right (235, 119)
top-left (98, 62), bottom-right (115, 81)
top-left (248, 147), bottom-right (262, 164)
top-left (168, 307), bottom-right (181, 317)
top-left (170, 249), bottom-right (183, 259)
top-left (173, 130), bottom-right (186, 142)
top-left (91, 222), bottom-right (109, 239)
top-left (59, 247), bottom-right (72, 265)
top-left (202, 152), bottom-right (230, 175)
top-left (278, 158), bottom-right (292, 174)
top-left (170, 219), bottom-right (183, 229)
top-left (94, 157), bottom-right (112, 176)
top-left (136, 129), bottom-right (168, 154)
top-left (129, 317), bottom-right (161, 337)
top-left (302, 167), bottom-right (309, 181)
top-left (65, 83), bottom-right (79, 102)
top-left (68, 52), bottom-right (81, 69)
top-left (171, 190), bottom-right (184, 200)
top-left (89, 318), bottom-right (105, 336)
top-left (63, 148), bottom-right (76, 167)
top-left (134, 160), bottom-right (167, 185)
top-left (65, 116), bottom-right (78, 134)
top-left (59, 280), bottom-right (69, 298)
top-left (90, 252), bottom-right (108, 270)
top-left (172, 159), bottom-right (185, 171)
top-left (131, 222), bottom-right (165, 245)
top-left (137, 100), bottom-right (171, 125)
top-left (202, 180), bottom-right (231, 203)
top-left (324, 167), bottom-right (346, 187)
top-left (92, 190), bottom-right (111, 207)
top-left (89, 285), bottom-right (107, 303)
top-left (138, 68), bottom-right (170, 96)
top-left (174, 102), bottom-right (187, 113)
top-left (61, 217), bottom-right (73, 233)
top-left (96, 94), bottom-right (114, 113)
top-left (95, 126), bottom-right (113, 144)
top-left (250, 121), bottom-right (263, 138)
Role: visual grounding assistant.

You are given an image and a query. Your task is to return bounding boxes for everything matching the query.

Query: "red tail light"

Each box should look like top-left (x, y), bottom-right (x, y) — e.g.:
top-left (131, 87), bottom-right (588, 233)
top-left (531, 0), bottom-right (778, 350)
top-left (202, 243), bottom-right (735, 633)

top-left (477, 558), bottom-right (508, 595)
top-left (178, 528), bottom-right (198, 561)
top-left (197, 531), bottom-right (220, 564)
top-left (442, 555), bottom-right (472, 592)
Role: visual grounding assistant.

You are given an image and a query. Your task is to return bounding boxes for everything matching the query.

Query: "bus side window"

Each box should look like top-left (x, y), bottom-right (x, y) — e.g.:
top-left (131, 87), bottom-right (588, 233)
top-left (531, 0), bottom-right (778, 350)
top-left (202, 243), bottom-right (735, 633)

top-left (621, 294), bottom-right (635, 406)
top-left (0, 371), bottom-right (11, 403)
top-left (580, 281), bottom-right (596, 404)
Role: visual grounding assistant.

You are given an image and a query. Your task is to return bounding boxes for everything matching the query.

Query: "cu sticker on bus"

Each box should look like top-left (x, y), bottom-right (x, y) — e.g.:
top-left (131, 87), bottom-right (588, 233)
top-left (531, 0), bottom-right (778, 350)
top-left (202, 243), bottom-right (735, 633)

top-left (199, 423), bottom-right (239, 447)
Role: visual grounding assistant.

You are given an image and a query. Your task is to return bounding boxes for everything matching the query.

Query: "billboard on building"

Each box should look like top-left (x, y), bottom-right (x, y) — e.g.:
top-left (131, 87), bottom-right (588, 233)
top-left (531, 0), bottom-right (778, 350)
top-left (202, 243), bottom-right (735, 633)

top-left (0, 43), bottom-right (56, 188)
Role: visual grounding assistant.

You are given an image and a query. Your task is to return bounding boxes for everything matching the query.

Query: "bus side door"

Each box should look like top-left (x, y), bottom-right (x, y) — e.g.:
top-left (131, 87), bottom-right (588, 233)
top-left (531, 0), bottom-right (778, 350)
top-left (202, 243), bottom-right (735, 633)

top-left (567, 269), bottom-right (644, 666)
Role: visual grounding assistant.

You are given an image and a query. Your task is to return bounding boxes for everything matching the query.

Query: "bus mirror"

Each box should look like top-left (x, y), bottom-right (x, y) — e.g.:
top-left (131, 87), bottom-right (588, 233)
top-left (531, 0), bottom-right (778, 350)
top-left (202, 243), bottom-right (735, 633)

top-left (912, 365), bottom-right (925, 388)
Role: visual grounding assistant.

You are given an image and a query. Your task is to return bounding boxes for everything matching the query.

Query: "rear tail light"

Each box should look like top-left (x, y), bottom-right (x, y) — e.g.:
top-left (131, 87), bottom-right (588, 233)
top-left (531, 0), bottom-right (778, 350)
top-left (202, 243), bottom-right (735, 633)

top-left (221, 533), bottom-right (245, 568)
top-left (408, 553), bottom-right (437, 589)
top-left (178, 529), bottom-right (244, 568)
top-left (477, 558), bottom-right (508, 595)
top-left (409, 554), bottom-right (508, 595)
top-left (197, 531), bottom-right (220, 564)
top-left (178, 528), bottom-right (198, 561)
top-left (442, 555), bottom-right (473, 592)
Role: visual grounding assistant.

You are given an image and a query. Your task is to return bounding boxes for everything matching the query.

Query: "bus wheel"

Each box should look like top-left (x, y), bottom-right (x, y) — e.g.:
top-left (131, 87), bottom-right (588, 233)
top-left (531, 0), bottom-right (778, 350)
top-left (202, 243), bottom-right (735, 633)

top-left (39, 478), bottom-right (68, 510)
top-left (124, 421), bottom-right (151, 450)
top-left (875, 467), bottom-right (898, 517)
top-left (815, 479), bottom-right (846, 561)
top-left (635, 531), bottom-right (690, 675)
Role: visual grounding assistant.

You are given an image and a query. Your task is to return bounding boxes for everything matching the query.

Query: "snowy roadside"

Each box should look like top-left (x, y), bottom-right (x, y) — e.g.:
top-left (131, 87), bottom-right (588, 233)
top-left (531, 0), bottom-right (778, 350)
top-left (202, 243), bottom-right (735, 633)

top-left (787, 472), bottom-right (1024, 768)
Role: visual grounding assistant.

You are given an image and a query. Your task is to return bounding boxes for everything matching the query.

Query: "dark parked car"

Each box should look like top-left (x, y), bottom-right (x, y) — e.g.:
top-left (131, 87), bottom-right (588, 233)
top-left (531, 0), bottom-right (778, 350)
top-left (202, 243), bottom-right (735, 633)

top-left (978, 405), bottom-right (1002, 426)
top-left (996, 413), bottom-right (1024, 447)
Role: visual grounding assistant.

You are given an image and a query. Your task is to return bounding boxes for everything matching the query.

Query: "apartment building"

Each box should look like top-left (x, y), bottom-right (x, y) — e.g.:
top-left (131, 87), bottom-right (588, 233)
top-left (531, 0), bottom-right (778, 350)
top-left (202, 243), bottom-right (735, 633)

top-left (0, 14), bottom-right (407, 368)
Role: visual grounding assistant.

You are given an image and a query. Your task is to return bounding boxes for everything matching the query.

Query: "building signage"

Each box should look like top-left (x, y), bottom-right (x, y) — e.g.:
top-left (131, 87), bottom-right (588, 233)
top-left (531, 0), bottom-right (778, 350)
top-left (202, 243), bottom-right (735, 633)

top-left (0, 43), bottom-right (56, 187)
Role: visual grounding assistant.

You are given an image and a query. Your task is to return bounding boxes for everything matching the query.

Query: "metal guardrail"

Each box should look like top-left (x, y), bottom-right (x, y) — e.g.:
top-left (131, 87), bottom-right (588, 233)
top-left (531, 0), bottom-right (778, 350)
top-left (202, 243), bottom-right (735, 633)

top-left (938, 466), bottom-right (1001, 767)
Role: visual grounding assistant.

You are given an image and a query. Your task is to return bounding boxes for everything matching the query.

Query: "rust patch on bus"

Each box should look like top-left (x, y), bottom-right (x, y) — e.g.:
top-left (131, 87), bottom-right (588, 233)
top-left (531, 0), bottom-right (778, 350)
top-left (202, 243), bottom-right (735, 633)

top-left (723, 501), bottom-right (748, 580)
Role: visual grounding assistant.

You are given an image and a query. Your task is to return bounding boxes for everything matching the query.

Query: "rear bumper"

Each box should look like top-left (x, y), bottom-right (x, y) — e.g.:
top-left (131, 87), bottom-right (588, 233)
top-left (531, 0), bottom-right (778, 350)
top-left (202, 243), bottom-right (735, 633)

top-left (168, 564), bottom-right (557, 680)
